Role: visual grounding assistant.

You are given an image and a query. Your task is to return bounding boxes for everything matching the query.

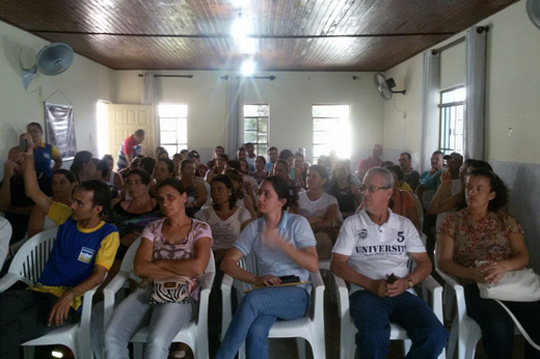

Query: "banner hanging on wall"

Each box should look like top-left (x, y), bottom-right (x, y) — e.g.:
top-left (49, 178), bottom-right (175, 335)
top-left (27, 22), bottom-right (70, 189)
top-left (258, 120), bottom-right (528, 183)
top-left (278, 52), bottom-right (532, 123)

top-left (44, 102), bottom-right (77, 160)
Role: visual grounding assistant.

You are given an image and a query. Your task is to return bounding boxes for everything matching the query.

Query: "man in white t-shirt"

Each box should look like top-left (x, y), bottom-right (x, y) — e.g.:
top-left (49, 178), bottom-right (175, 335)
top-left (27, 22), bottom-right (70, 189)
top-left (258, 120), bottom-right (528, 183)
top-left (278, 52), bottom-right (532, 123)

top-left (330, 167), bottom-right (448, 358)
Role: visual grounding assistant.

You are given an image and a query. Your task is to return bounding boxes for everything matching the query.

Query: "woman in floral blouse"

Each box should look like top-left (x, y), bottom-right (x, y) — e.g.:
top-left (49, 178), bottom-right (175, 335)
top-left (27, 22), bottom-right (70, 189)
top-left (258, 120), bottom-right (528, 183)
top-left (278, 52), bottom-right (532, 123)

top-left (438, 169), bottom-right (540, 358)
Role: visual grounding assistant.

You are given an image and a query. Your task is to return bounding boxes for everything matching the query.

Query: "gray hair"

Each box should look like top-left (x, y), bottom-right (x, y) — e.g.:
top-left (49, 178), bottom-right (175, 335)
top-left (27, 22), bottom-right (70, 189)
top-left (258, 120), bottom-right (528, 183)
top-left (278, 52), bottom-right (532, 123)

top-left (363, 167), bottom-right (394, 189)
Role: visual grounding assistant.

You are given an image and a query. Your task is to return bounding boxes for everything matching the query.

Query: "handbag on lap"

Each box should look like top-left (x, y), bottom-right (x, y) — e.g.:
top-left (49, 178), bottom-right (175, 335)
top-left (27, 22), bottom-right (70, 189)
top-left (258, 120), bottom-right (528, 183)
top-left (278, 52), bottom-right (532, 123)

top-left (149, 276), bottom-right (195, 304)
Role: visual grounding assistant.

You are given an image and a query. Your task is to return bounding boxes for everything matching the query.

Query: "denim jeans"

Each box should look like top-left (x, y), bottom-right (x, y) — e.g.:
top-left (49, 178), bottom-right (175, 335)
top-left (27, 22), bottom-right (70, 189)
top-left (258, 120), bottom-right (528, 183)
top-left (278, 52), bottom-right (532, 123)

top-left (216, 286), bottom-right (310, 359)
top-left (104, 288), bottom-right (192, 359)
top-left (350, 290), bottom-right (448, 359)
top-left (0, 289), bottom-right (77, 359)
top-left (464, 284), bottom-right (540, 359)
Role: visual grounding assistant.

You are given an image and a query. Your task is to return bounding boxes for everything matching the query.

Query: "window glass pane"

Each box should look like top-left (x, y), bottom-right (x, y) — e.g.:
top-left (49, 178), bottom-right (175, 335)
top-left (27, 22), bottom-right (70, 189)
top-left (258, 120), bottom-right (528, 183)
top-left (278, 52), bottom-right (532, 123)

top-left (257, 134), bottom-right (267, 144)
top-left (313, 144), bottom-right (331, 158)
top-left (256, 144), bottom-right (268, 157)
top-left (313, 131), bottom-right (329, 144)
top-left (244, 104), bottom-right (269, 117)
top-left (244, 118), bottom-right (257, 131)
top-left (258, 117), bottom-right (268, 132)
top-left (160, 132), bottom-right (176, 144)
top-left (312, 105), bottom-right (349, 118)
top-left (244, 132), bottom-right (257, 143)
top-left (313, 118), bottom-right (338, 131)
top-left (160, 118), bottom-right (176, 131)
top-left (159, 104), bottom-right (187, 118)
top-left (177, 129), bottom-right (187, 144)
top-left (163, 145), bottom-right (177, 155)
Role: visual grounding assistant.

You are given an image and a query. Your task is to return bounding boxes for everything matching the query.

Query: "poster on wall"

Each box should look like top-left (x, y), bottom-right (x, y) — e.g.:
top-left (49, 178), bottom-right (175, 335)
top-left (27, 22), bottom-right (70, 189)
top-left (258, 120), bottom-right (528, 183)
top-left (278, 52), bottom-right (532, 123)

top-left (44, 102), bottom-right (77, 160)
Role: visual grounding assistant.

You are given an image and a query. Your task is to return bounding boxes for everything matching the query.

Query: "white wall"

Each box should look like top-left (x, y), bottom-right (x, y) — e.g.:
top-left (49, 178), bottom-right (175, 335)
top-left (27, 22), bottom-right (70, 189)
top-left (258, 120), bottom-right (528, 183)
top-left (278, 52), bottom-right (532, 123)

top-left (112, 70), bottom-right (385, 166)
top-left (380, 0), bottom-right (540, 270)
top-left (382, 0), bottom-right (540, 168)
top-left (0, 21), bottom-right (113, 161)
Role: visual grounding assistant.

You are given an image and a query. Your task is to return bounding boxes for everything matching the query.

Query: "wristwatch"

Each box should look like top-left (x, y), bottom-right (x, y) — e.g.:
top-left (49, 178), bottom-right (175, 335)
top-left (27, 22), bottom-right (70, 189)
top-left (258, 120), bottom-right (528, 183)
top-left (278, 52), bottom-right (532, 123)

top-left (407, 278), bottom-right (414, 288)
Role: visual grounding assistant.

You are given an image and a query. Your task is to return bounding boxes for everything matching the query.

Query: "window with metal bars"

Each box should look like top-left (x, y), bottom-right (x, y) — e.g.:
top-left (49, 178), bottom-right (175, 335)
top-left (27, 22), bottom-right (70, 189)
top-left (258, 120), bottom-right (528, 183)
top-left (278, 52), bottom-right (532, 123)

top-left (158, 104), bottom-right (188, 155)
top-left (312, 104), bottom-right (351, 164)
top-left (439, 86), bottom-right (465, 155)
top-left (243, 104), bottom-right (269, 157)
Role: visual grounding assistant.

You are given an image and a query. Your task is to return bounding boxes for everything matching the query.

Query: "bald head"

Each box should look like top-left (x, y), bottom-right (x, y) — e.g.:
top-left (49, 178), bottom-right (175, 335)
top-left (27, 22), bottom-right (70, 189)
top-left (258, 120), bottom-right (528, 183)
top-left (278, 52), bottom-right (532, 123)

top-left (371, 144), bottom-right (383, 161)
top-left (8, 147), bottom-right (24, 176)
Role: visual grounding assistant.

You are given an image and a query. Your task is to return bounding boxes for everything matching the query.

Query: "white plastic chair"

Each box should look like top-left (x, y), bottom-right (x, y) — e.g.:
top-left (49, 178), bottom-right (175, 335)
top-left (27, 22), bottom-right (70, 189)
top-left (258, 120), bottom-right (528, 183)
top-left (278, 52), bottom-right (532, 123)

top-left (334, 273), bottom-right (446, 359)
top-left (221, 253), bottom-right (326, 359)
top-left (0, 228), bottom-right (97, 359)
top-left (0, 217), bottom-right (12, 269)
top-left (434, 265), bottom-right (480, 359)
top-left (103, 238), bottom-right (216, 359)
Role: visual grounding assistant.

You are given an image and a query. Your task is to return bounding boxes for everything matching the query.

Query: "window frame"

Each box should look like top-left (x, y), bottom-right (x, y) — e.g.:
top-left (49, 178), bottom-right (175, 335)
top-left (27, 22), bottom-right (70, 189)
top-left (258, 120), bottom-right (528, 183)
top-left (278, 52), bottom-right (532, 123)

top-left (243, 103), bottom-right (269, 158)
top-left (158, 104), bottom-right (188, 155)
top-left (311, 104), bottom-right (351, 164)
top-left (438, 86), bottom-right (465, 155)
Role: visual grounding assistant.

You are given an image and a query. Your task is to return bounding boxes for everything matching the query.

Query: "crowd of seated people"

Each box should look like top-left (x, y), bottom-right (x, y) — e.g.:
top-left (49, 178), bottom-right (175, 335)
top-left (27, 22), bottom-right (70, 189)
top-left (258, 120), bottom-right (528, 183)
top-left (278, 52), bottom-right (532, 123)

top-left (2, 131), bottom-right (539, 359)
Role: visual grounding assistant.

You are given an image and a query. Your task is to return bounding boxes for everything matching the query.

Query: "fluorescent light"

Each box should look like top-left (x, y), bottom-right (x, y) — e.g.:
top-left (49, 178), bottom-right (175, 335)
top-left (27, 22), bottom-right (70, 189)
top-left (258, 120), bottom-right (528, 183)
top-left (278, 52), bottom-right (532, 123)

top-left (52, 351), bottom-right (63, 358)
top-left (231, 16), bottom-right (251, 39)
top-left (241, 59), bottom-right (256, 76)
top-left (231, 0), bottom-right (250, 8)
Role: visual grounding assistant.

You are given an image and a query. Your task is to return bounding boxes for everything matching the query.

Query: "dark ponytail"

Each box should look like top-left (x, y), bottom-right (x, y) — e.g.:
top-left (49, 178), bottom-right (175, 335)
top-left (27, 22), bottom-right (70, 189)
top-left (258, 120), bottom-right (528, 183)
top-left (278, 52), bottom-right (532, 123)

top-left (264, 176), bottom-right (298, 211)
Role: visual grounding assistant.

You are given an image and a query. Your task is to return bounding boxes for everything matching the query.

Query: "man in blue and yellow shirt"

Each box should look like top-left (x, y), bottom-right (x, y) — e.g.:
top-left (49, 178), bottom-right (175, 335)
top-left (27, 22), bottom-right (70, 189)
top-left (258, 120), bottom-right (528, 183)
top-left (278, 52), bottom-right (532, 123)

top-left (0, 134), bottom-right (119, 359)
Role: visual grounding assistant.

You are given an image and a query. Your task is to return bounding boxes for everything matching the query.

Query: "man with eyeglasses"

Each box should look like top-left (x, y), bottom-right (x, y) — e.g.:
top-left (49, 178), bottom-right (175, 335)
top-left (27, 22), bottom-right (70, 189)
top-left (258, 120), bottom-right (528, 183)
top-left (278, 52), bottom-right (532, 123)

top-left (330, 167), bottom-right (448, 358)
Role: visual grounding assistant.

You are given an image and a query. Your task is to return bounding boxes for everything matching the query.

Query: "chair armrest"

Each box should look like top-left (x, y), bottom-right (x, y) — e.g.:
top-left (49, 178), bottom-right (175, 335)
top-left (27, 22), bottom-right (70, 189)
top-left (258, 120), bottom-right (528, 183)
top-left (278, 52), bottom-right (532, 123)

top-left (0, 273), bottom-right (21, 292)
top-left (421, 275), bottom-right (444, 324)
top-left (79, 282), bottom-right (101, 332)
top-left (310, 270), bottom-right (325, 325)
top-left (435, 267), bottom-right (467, 321)
top-left (196, 270), bottom-right (215, 330)
top-left (221, 273), bottom-right (234, 336)
top-left (422, 275), bottom-right (442, 294)
top-left (333, 273), bottom-right (350, 319)
top-left (102, 271), bottom-right (130, 330)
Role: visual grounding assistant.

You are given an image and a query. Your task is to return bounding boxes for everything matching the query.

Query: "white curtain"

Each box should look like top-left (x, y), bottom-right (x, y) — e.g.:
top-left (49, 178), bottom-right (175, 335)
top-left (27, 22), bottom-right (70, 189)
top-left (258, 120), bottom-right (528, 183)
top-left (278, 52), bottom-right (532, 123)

top-left (465, 26), bottom-right (488, 160)
top-left (420, 50), bottom-right (441, 172)
top-left (225, 76), bottom-right (243, 153)
top-left (141, 72), bottom-right (159, 148)
top-left (141, 73), bottom-right (156, 105)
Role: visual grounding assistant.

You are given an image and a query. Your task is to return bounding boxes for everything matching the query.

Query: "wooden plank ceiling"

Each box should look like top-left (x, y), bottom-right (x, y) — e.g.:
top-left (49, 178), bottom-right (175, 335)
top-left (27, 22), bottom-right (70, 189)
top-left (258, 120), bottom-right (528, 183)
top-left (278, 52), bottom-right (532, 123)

top-left (0, 0), bottom-right (518, 71)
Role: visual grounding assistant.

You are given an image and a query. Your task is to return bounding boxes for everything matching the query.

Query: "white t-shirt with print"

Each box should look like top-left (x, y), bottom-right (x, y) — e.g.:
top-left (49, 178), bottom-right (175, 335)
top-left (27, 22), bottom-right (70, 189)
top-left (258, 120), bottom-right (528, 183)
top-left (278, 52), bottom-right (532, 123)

top-left (332, 209), bottom-right (425, 294)
top-left (297, 191), bottom-right (343, 223)
top-left (195, 206), bottom-right (251, 251)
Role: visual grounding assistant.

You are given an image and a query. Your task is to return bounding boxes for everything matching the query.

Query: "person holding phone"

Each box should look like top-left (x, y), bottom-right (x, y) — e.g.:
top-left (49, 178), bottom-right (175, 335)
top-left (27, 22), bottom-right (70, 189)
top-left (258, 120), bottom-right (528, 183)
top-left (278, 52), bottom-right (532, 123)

top-left (26, 122), bottom-right (62, 181)
top-left (216, 176), bottom-right (318, 359)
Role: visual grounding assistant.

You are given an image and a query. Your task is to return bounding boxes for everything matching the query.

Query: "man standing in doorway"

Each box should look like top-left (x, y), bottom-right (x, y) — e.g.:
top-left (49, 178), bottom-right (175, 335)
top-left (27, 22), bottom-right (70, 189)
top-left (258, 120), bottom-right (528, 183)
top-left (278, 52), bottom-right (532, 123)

top-left (116, 129), bottom-right (145, 171)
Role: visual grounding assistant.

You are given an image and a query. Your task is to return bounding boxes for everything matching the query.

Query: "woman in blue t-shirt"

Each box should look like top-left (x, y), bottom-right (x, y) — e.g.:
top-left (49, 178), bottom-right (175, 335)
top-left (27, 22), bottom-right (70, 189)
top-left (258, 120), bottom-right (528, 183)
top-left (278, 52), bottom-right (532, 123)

top-left (216, 176), bottom-right (318, 359)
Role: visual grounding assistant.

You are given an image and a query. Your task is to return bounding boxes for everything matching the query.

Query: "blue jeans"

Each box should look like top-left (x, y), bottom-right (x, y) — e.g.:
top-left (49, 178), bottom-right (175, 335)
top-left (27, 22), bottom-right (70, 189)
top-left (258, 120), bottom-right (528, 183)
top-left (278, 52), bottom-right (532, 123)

top-left (104, 288), bottom-right (192, 359)
top-left (350, 290), bottom-right (448, 359)
top-left (216, 286), bottom-right (310, 359)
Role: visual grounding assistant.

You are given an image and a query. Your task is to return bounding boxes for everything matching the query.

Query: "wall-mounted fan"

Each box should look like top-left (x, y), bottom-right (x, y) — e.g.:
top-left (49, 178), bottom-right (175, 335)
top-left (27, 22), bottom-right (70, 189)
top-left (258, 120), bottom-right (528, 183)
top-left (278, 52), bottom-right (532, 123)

top-left (374, 72), bottom-right (406, 101)
top-left (527, 0), bottom-right (540, 30)
top-left (22, 42), bottom-right (74, 90)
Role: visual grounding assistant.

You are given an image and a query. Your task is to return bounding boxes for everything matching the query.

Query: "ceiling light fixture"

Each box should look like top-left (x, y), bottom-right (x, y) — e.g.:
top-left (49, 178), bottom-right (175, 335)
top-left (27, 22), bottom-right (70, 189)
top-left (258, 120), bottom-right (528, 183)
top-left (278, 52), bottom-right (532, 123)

top-left (231, 0), bottom-right (250, 8)
top-left (231, 13), bottom-right (251, 39)
top-left (241, 59), bottom-right (256, 76)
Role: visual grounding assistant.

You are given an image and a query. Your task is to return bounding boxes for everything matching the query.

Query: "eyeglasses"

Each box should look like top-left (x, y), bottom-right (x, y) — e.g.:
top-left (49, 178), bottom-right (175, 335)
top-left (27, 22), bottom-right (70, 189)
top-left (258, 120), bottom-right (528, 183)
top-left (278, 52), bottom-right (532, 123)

top-left (359, 185), bottom-right (391, 194)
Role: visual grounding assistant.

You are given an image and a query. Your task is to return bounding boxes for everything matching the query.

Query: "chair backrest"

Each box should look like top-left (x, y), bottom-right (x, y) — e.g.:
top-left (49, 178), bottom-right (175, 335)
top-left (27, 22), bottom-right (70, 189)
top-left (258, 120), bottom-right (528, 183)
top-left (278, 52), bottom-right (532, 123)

top-left (8, 228), bottom-right (57, 286)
